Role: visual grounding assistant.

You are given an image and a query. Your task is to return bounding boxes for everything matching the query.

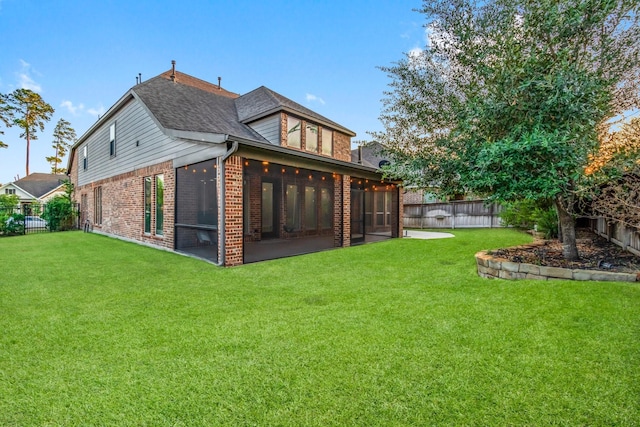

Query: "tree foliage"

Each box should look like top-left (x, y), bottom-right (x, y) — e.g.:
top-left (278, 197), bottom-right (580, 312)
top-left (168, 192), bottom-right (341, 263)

top-left (5, 89), bottom-right (54, 176)
top-left (373, 0), bottom-right (640, 260)
top-left (0, 93), bottom-right (14, 149)
top-left (46, 118), bottom-right (76, 174)
top-left (587, 118), bottom-right (640, 227)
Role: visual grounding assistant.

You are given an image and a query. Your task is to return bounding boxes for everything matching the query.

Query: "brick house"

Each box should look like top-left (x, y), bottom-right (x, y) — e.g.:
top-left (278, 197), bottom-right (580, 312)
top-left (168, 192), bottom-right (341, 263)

top-left (68, 64), bottom-right (402, 266)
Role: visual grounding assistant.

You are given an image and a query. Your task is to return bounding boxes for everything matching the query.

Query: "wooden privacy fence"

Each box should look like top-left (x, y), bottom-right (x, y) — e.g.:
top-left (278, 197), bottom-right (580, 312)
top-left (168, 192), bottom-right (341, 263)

top-left (404, 200), bottom-right (503, 229)
top-left (589, 218), bottom-right (640, 257)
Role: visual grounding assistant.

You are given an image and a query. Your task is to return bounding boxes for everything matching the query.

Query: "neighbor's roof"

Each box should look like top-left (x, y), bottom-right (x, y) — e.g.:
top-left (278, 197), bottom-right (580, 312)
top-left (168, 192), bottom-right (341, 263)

top-left (351, 142), bottom-right (389, 168)
top-left (11, 173), bottom-right (66, 198)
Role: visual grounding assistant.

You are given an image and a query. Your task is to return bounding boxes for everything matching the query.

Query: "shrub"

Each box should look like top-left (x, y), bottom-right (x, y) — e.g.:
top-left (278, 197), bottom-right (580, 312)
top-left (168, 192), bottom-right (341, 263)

top-left (500, 199), bottom-right (558, 239)
top-left (42, 195), bottom-right (75, 231)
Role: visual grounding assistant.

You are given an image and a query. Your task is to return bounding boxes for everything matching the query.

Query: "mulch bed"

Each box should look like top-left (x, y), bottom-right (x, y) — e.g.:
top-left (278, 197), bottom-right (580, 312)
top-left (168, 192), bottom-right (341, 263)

top-left (491, 228), bottom-right (640, 274)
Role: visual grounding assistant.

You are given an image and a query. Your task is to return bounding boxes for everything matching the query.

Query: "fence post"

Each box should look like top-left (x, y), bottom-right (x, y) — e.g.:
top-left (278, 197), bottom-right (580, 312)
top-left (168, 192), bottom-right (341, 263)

top-left (451, 202), bottom-right (456, 229)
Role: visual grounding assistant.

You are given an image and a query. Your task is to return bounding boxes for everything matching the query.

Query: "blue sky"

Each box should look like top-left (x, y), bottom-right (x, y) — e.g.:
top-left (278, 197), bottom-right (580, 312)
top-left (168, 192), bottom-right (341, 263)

top-left (0, 0), bottom-right (425, 184)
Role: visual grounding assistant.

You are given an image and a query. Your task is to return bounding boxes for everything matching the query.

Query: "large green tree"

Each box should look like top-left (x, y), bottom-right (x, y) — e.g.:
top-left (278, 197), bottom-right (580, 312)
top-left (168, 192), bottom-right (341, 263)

top-left (0, 93), bottom-right (14, 149)
top-left (374, 0), bottom-right (640, 260)
top-left (46, 118), bottom-right (76, 174)
top-left (6, 89), bottom-right (54, 176)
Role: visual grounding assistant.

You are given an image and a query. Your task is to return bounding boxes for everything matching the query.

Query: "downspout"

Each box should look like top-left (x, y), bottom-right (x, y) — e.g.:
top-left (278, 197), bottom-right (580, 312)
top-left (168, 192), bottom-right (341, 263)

top-left (216, 140), bottom-right (239, 266)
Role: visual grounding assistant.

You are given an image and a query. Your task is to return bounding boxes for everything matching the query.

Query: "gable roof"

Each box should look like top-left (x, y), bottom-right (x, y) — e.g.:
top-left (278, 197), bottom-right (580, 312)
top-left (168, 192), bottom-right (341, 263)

top-left (235, 86), bottom-right (356, 136)
top-left (133, 71), bottom-right (268, 142)
top-left (10, 173), bottom-right (66, 199)
top-left (69, 67), bottom-right (360, 174)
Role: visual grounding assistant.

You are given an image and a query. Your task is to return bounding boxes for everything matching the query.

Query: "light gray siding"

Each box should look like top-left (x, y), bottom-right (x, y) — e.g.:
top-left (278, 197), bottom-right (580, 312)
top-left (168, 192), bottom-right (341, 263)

top-left (248, 115), bottom-right (280, 145)
top-left (76, 99), bottom-right (225, 186)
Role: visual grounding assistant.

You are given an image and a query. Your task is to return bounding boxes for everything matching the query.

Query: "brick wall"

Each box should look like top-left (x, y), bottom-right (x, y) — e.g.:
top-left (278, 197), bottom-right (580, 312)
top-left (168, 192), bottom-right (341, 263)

top-left (224, 155), bottom-right (244, 266)
top-left (403, 189), bottom-right (424, 205)
top-left (341, 174), bottom-right (351, 247)
top-left (73, 160), bottom-right (174, 250)
top-left (333, 131), bottom-right (351, 162)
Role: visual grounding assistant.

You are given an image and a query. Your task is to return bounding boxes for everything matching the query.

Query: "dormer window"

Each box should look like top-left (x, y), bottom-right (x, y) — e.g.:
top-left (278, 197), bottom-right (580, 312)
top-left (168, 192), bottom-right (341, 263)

top-left (305, 123), bottom-right (318, 153)
top-left (321, 128), bottom-right (333, 156)
top-left (287, 117), bottom-right (301, 148)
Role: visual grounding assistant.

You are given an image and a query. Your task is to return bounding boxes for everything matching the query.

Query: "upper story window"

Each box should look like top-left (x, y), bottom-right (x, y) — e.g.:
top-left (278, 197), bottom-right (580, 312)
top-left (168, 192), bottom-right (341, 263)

top-left (109, 122), bottom-right (116, 157)
top-left (287, 117), bottom-right (301, 148)
top-left (83, 146), bottom-right (88, 170)
top-left (321, 128), bottom-right (333, 156)
top-left (5, 188), bottom-right (16, 195)
top-left (305, 123), bottom-right (318, 153)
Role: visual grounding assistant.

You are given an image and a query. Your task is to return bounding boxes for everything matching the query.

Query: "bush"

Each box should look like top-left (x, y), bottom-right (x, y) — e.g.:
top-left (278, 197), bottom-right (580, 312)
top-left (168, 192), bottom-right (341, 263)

top-left (0, 213), bottom-right (25, 236)
top-left (500, 199), bottom-right (558, 239)
top-left (42, 194), bottom-right (75, 231)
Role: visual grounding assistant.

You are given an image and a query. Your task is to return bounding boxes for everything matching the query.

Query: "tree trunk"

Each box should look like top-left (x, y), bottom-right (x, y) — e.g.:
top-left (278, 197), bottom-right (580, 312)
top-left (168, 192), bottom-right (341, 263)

top-left (554, 196), bottom-right (579, 261)
top-left (26, 130), bottom-right (30, 177)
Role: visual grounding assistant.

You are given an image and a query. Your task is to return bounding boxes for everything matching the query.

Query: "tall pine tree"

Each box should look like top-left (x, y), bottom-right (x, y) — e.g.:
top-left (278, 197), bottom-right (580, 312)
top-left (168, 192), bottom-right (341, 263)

top-left (6, 89), bottom-right (54, 175)
top-left (47, 118), bottom-right (77, 174)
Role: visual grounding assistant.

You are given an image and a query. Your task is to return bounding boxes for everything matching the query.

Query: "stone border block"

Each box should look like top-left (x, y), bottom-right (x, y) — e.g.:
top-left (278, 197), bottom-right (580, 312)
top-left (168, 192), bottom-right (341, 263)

top-left (475, 250), bottom-right (638, 282)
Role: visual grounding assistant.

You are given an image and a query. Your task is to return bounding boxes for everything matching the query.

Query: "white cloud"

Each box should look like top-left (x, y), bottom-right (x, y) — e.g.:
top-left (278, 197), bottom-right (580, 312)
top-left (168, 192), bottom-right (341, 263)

top-left (87, 105), bottom-right (106, 118)
top-left (61, 100), bottom-right (85, 116)
top-left (17, 59), bottom-right (42, 92)
top-left (408, 47), bottom-right (423, 59)
top-left (306, 93), bottom-right (325, 105)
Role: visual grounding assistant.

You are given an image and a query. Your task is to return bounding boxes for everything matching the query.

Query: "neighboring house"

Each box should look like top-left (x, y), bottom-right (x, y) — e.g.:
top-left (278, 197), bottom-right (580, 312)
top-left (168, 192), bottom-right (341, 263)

top-left (0, 173), bottom-right (67, 211)
top-left (68, 64), bottom-right (402, 266)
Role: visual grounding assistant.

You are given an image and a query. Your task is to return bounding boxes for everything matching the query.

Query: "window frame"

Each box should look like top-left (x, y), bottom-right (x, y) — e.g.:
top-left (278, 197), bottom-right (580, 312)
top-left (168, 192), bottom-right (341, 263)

top-left (109, 122), bottom-right (116, 157)
top-left (93, 186), bottom-right (102, 225)
top-left (305, 123), bottom-right (318, 153)
top-left (321, 128), bottom-right (333, 156)
top-left (286, 116), bottom-right (301, 148)
top-left (155, 174), bottom-right (164, 236)
top-left (144, 176), bottom-right (152, 234)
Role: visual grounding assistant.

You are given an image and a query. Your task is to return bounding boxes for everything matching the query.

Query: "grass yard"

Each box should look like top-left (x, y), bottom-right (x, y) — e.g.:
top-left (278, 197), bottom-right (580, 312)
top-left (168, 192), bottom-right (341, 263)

top-left (1, 229), bottom-right (638, 426)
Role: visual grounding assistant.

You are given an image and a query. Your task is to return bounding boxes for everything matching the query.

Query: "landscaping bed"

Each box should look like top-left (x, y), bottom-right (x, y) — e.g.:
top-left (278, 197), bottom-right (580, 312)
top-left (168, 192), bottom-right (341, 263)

top-left (490, 228), bottom-right (640, 274)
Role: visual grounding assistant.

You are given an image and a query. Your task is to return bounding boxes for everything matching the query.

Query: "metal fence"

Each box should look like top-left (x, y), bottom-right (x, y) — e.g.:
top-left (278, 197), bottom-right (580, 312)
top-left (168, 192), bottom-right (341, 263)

top-left (0, 203), bottom-right (81, 236)
top-left (404, 200), bottom-right (504, 229)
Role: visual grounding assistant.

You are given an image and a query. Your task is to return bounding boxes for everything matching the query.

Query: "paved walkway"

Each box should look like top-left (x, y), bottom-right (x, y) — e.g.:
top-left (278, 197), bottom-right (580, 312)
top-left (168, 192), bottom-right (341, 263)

top-left (404, 230), bottom-right (455, 239)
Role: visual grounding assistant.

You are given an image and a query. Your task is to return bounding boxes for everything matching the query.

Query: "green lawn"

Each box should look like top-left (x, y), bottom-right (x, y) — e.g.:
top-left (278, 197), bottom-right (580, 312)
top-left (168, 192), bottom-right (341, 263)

top-left (1, 229), bottom-right (638, 426)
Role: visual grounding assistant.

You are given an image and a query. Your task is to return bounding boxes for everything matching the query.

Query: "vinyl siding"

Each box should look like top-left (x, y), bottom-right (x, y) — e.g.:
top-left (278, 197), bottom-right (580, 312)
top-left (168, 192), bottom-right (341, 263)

top-left (248, 115), bottom-right (280, 145)
top-left (76, 99), bottom-right (225, 186)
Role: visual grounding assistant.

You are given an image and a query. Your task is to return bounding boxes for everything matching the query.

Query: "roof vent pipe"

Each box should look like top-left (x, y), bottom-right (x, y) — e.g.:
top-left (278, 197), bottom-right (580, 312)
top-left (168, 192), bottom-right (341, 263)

top-left (139, 73), bottom-right (142, 83)
top-left (358, 146), bottom-right (363, 164)
top-left (170, 60), bottom-right (176, 82)
top-left (218, 77), bottom-right (221, 89)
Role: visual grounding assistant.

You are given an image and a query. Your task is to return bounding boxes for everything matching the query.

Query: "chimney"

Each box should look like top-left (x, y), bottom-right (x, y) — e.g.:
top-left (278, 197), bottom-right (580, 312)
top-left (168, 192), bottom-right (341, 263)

top-left (358, 146), bottom-right (363, 164)
top-left (170, 60), bottom-right (176, 82)
top-left (218, 76), bottom-right (221, 90)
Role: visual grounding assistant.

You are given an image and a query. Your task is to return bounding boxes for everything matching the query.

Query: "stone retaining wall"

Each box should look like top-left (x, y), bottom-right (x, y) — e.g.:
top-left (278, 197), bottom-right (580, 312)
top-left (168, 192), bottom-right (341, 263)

top-left (476, 249), bottom-right (639, 282)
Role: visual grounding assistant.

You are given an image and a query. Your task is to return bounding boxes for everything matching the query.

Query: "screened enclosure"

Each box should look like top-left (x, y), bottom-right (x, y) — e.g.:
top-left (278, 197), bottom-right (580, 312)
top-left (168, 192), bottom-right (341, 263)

top-left (350, 178), bottom-right (396, 245)
top-left (175, 159), bottom-right (219, 262)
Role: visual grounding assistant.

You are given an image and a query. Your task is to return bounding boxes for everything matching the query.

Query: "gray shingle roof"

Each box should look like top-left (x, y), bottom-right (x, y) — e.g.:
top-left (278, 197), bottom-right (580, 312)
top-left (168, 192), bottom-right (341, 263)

top-left (133, 73), bottom-right (268, 143)
top-left (14, 173), bottom-right (65, 198)
top-left (351, 142), bottom-right (389, 169)
top-left (236, 86), bottom-right (355, 136)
